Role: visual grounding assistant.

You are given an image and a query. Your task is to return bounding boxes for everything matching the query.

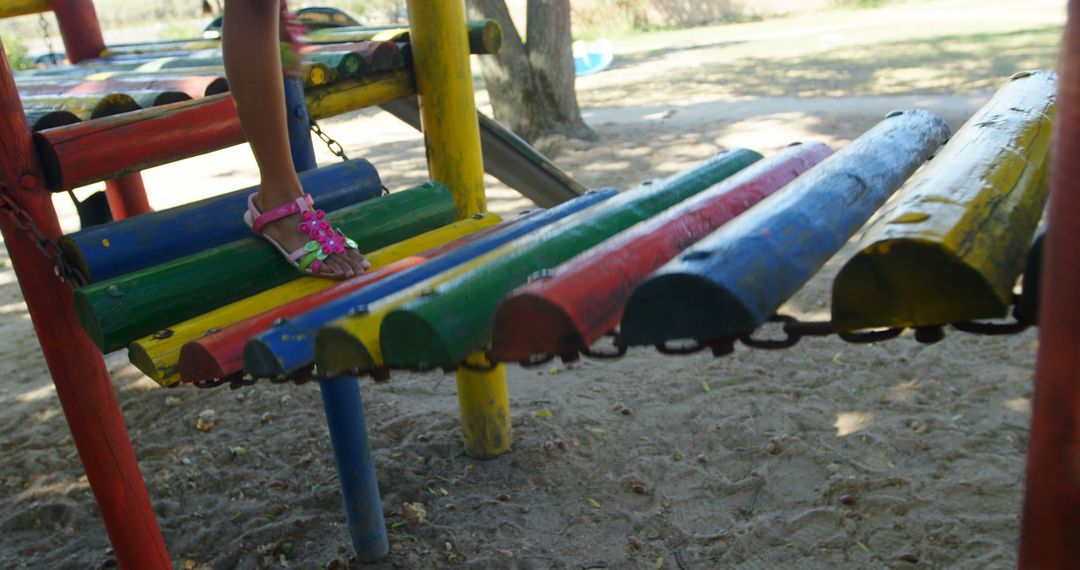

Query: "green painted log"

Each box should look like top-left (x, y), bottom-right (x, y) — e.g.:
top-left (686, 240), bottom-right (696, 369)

top-left (368, 149), bottom-right (762, 369)
top-left (75, 182), bottom-right (456, 353)
top-left (306, 50), bottom-right (366, 80)
top-left (831, 70), bottom-right (1056, 330)
top-left (308, 19), bottom-right (503, 55)
top-left (21, 93), bottom-right (140, 120)
top-left (25, 110), bottom-right (81, 131)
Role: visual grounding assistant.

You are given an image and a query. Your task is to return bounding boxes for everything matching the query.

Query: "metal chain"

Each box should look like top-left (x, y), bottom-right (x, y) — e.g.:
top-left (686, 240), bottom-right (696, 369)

top-left (309, 119), bottom-right (350, 161)
top-left (0, 190), bottom-right (88, 286)
top-left (37, 15), bottom-right (59, 65)
top-left (309, 119), bottom-right (390, 195)
top-left (180, 303), bottom-right (1035, 390)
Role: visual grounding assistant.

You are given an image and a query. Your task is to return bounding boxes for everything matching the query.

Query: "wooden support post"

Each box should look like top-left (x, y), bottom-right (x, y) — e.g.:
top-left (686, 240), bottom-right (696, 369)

top-left (52, 0), bottom-right (156, 220)
top-left (1019, 1), bottom-right (1080, 566)
top-left (405, 0), bottom-right (486, 219)
top-left (0, 41), bottom-right (171, 569)
top-left (407, 0), bottom-right (501, 457)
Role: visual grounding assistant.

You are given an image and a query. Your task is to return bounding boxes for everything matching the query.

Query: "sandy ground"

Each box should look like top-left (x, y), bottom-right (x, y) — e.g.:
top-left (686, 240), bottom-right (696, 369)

top-left (0, 0), bottom-right (1064, 567)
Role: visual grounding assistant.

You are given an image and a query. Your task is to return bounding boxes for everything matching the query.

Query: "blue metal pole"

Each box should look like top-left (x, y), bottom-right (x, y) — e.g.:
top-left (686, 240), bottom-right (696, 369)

top-left (284, 76), bottom-right (389, 561)
top-left (319, 375), bottom-right (390, 561)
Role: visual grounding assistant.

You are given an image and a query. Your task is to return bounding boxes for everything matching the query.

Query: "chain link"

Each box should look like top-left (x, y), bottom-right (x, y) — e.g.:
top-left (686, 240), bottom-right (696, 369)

top-left (37, 15), bottom-right (59, 65)
top-left (0, 191), bottom-right (88, 286)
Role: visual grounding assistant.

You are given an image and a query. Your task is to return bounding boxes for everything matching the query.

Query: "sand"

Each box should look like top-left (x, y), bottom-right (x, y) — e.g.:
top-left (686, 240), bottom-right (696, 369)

top-left (0, 0), bottom-right (1058, 567)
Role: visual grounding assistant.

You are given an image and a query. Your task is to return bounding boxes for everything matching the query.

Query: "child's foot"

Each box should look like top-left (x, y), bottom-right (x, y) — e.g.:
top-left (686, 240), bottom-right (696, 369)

top-left (248, 191), bottom-right (370, 279)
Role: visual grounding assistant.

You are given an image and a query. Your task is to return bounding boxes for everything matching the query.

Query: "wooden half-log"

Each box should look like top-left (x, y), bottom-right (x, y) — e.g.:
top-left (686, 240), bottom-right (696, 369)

top-left (25, 110), bottom-right (81, 131)
top-left (33, 70), bottom-right (414, 192)
top-left (308, 19), bottom-right (503, 55)
top-left (369, 149), bottom-right (763, 370)
top-left (620, 109), bottom-right (951, 345)
top-left (60, 160), bottom-right (382, 283)
top-left (74, 182), bottom-right (456, 353)
top-left (126, 214), bottom-right (501, 385)
top-left (831, 70), bottom-right (1057, 329)
top-left (21, 92), bottom-right (140, 120)
top-left (491, 142), bottom-right (832, 361)
top-left (244, 190), bottom-right (617, 377)
top-left (17, 75), bottom-right (228, 98)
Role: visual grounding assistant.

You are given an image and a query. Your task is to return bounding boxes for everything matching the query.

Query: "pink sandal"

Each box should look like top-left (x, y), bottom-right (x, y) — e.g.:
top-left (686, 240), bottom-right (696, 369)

top-left (243, 193), bottom-right (362, 277)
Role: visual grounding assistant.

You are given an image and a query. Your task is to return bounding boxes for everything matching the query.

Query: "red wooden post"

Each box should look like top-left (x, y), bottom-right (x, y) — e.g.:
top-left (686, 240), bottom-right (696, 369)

top-left (52, 0), bottom-right (154, 219)
top-left (0, 43), bottom-right (171, 568)
top-left (1019, 2), bottom-right (1080, 567)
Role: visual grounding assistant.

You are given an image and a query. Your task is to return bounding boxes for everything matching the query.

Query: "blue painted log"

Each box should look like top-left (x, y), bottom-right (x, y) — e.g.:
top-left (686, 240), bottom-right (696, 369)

top-left (1019, 225), bottom-right (1046, 323)
top-left (243, 189), bottom-right (618, 377)
top-left (59, 160), bottom-right (382, 283)
top-left (620, 109), bottom-right (951, 345)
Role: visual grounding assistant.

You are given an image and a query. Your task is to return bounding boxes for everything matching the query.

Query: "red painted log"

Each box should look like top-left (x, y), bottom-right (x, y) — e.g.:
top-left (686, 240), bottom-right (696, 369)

top-left (490, 142), bottom-right (833, 360)
top-left (1019, 2), bottom-right (1080, 566)
top-left (33, 93), bottom-right (245, 191)
top-left (179, 213), bottom-right (532, 382)
top-left (52, 0), bottom-right (106, 64)
top-left (0, 46), bottom-right (170, 569)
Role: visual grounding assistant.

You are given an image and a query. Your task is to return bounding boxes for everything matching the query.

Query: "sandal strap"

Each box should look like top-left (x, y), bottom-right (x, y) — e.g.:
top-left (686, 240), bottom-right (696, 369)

top-left (249, 193), bottom-right (315, 235)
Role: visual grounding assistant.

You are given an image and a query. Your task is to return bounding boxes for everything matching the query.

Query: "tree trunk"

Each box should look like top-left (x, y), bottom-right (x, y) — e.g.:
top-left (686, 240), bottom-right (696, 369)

top-left (468, 0), bottom-right (596, 144)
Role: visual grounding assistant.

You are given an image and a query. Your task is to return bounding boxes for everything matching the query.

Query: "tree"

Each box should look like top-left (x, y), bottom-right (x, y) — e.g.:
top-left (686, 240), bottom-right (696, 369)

top-left (468, 0), bottom-right (597, 146)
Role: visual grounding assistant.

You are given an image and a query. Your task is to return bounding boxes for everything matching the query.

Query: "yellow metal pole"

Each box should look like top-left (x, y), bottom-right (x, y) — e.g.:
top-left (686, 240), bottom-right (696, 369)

top-left (405, 0), bottom-right (486, 219)
top-left (406, 0), bottom-right (509, 459)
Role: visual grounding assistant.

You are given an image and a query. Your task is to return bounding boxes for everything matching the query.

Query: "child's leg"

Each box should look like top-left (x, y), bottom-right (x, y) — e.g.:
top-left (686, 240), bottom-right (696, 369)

top-left (222, 0), bottom-right (368, 277)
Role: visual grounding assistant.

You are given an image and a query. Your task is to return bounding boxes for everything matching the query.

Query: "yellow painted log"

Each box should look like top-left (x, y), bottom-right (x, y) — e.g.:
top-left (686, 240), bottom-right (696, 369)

top-left (405, 0), bottom-right (486, 219)
top-left (305, 70), bottom-right (415, 120)
top-left (314, 238), bottom-right (513, 375)
top-left (128, 214), bottom-right (499, 385)
top-left (456, 351), bottom-right (511, 459)
top-left (832, 70), bottom-right (1057, 330)
top-left (0, 0), bottom-right (51, 19)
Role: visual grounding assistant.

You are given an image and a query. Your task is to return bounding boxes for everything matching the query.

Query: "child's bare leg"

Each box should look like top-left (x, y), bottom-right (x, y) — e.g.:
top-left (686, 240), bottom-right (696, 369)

top-left (222, 0), bottom-right (367, 277)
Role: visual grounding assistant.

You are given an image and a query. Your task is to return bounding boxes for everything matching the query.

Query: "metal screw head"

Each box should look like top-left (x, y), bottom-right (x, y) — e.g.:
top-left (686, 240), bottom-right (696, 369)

top-left (420, 288), bottom-right (436, 297)
top-left (528, 268), bottom-right (555, 282)
top-left (1010, 70), bottom-right (1033, 81)
top-left (106, 285), bottom-right (124, 298)
top-left (272, 317), bottom-right (289, 327)
top-left (682, 250), bottom-right (711, 261)
top-left (885, 110), bottom-right (905, 118)
top-left (347, 304), bottom-right (369, 316)
top-left (152, 329), bottom-right (174, 340)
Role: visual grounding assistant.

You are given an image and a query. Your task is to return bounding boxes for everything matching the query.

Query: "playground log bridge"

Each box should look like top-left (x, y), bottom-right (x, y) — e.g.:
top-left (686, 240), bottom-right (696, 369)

top-left (0, 0), bottom-right (1078, 568)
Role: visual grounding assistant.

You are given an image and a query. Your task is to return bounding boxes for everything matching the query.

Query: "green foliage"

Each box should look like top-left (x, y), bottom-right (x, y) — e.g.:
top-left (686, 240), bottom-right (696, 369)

top-left (0, 31), bottom-right (35, 71)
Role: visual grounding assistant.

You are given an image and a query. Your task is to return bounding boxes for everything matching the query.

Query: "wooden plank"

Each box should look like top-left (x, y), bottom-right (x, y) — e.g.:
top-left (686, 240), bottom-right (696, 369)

top-left (491, 141), bottom-right (833, 361)
top-left (380, 97), bottom-right (586, 207)
top-left (243, 190), bottom-right (616, 377)
top-left (126, 214), bottom-right (501, 385)
top-left (367, 149), bottom-right (763, 370)
top-left (60, 160), bottom-right (382, 283)
top-left (74, 182), bottom-right (457, 353)
top-left (832, 71), bottom-right (1057, 329)
top-left (620, 109), bottom-right (951, 345)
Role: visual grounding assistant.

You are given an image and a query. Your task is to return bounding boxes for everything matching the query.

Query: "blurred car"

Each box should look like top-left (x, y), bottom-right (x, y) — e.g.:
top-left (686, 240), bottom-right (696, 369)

top-left (202, 6), bottom-right (362, 39)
